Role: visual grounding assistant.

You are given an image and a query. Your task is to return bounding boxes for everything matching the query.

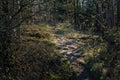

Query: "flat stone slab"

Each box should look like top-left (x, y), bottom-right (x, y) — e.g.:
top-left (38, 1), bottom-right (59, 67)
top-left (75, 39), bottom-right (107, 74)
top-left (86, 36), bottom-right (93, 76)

top-left (67, 45), bottom-right (77, 49)
top-left (71, 53), bottom-right (82, 57)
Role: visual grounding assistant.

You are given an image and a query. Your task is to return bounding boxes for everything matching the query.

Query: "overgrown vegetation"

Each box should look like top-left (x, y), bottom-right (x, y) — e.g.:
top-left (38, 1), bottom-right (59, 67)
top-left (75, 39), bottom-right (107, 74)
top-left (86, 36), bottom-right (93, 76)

top-left (6, 24), bottom-right (77, 80)
top-left (0, 0), bottom-right (120, 80)
top-left (81, 28), bottom-right (120, 80)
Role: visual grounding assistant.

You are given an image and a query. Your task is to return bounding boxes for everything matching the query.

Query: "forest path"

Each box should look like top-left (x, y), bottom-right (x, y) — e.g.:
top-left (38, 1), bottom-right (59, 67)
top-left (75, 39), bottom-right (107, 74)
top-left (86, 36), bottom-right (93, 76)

top-left (52, 27), bottom-right (94, 80)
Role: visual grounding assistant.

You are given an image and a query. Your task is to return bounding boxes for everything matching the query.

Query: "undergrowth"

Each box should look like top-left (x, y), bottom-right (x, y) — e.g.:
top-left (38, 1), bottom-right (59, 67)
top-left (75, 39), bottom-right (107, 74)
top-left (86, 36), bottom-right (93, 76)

top-left (82, 28), bottom-right (120, 80)
top-left (7, 24), bottom-right (78, 80)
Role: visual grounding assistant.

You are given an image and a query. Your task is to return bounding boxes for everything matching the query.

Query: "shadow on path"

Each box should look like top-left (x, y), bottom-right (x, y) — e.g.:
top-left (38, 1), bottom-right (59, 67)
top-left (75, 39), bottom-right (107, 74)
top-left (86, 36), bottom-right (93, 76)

top-left (78, 62), bottom-right (95, 80)
top-left (64, 52), bottom-right (94, 80)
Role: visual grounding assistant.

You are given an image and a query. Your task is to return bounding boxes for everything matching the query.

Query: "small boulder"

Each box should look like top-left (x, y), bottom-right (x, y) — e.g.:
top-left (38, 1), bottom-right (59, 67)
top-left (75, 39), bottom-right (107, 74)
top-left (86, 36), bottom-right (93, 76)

top-left (71, 53), bottom-right (81, 57)
top-left (63, 47), bottom-right (69, 50)
top-left (65, 41), bottom-right (72, 45)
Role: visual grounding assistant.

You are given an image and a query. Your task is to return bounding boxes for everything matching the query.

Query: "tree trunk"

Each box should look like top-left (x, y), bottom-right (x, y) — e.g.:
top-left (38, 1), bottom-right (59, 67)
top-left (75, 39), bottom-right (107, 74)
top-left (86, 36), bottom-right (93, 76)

top-left (117, 0), bottom-right (120, 27)
top-left (0, 0), bottom-right (12, 79)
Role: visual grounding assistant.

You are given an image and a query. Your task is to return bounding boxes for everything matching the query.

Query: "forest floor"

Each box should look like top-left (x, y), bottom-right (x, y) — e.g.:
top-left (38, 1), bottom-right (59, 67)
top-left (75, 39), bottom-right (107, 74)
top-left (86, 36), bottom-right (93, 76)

top-left (21, 24), bottom-right (104, 80)
top-left (51, 26), bottom-right (98, 80)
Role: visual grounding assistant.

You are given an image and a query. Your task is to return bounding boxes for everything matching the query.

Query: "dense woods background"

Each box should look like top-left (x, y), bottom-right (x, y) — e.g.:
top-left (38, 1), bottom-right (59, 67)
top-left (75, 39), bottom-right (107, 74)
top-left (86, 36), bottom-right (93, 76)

top-left (0, 0), bottom-right (120, 80)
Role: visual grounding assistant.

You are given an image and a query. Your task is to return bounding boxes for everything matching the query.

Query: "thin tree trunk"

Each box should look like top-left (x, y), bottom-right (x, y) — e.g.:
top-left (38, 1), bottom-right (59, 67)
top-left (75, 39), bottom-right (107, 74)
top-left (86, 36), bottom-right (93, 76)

top-left (1, 0), bottom-right (12, 79)
top-left (117, 0), bottom-right (120, 27)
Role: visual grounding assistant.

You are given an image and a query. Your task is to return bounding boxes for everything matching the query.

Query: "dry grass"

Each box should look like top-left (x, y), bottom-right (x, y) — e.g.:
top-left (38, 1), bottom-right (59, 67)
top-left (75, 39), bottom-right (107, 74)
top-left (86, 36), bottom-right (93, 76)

top-left (9, 24), bottom-right (77, 80)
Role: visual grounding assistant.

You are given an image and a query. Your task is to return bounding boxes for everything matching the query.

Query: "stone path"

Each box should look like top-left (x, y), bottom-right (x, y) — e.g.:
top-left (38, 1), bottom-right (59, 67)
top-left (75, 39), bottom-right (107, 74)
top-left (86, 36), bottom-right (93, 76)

top-left (53, 33), bottom-right (94, 80)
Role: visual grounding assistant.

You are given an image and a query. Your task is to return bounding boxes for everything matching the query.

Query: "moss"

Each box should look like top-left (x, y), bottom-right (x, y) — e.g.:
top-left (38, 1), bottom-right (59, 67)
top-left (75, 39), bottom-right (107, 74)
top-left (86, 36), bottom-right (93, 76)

top-left (55, 29), bottom-right (65, 34)
top-left (49, 73), bottom-right (61, 80)
top-left (42, 39), bottom-right (56, 47)
top-left (21, 24), bottom-right (54, 40)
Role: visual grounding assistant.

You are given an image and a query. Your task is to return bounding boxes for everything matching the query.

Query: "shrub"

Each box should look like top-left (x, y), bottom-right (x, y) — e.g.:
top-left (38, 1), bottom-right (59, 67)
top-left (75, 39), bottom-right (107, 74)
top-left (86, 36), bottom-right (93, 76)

top-left (6, 24), bottom-right (78, 80)
top-left (11, 42), bottom-right (76, 80)
top-left (84, 28), bottom-right (120, 80)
